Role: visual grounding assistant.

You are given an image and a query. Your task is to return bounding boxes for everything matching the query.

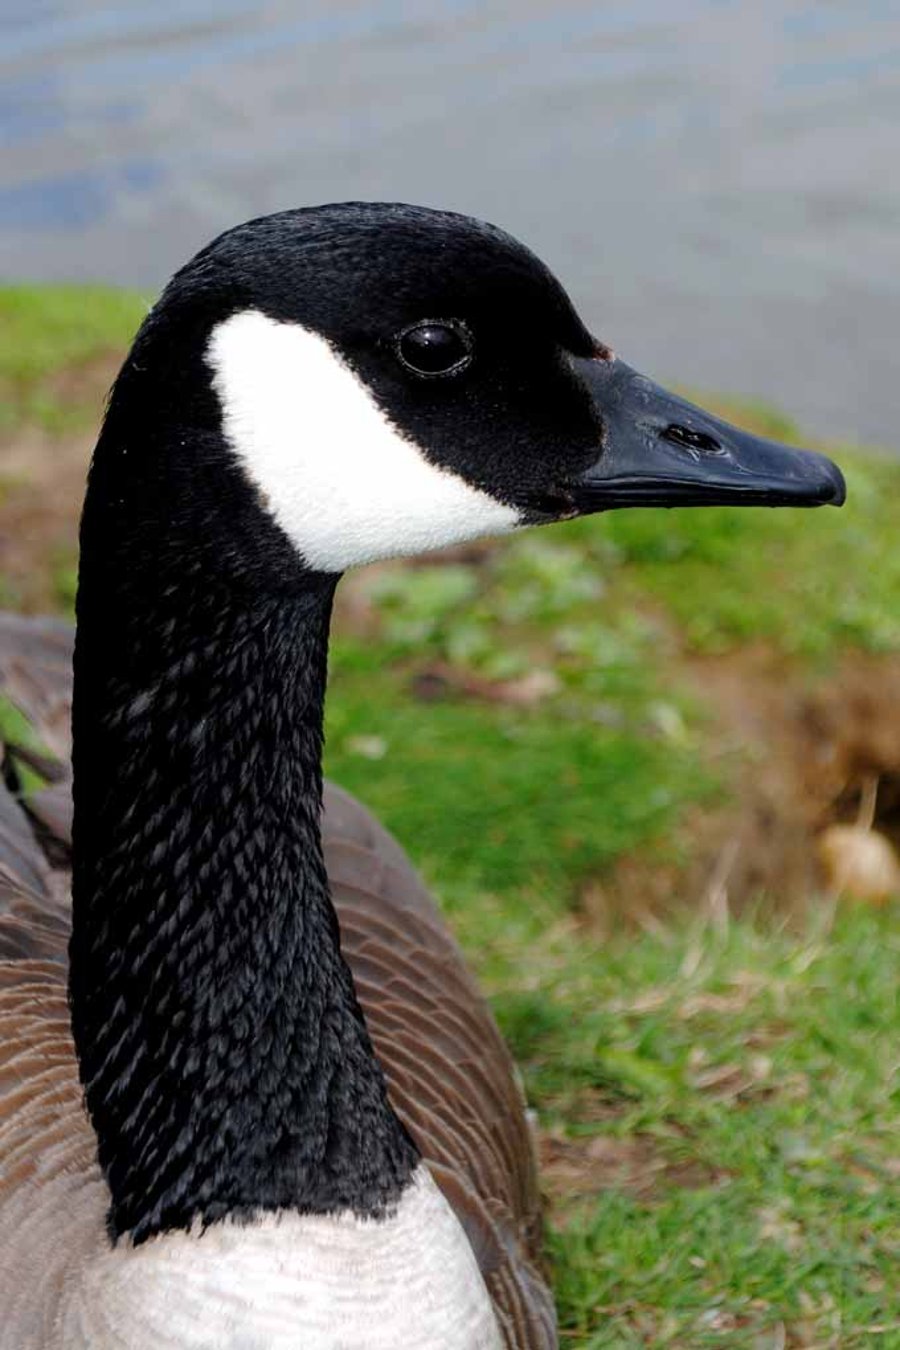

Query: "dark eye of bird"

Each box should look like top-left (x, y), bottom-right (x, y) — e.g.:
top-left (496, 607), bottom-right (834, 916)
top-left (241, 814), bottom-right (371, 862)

top-left (395, 320), bottom-right (473, 378)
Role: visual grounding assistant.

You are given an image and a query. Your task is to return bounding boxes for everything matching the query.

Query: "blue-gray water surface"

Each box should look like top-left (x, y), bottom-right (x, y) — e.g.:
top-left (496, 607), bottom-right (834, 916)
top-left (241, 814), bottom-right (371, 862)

top-left (2, 1), bottom-right (899, 447)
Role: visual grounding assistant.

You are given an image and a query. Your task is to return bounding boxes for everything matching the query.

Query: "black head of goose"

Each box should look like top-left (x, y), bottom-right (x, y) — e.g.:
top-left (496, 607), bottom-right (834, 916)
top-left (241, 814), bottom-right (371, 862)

top-left (0, 202), bottom-right (844, 1350)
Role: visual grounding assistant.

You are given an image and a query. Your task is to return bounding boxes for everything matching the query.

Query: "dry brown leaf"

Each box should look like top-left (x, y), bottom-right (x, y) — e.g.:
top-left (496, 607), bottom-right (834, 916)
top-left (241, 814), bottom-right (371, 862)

top-left (817, 823), bottom-right (900, 904)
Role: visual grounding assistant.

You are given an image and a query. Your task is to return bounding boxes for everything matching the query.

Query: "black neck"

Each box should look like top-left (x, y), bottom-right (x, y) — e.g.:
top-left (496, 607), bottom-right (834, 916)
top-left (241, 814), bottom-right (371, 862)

top-left (70, 539), bottom-right (417, 1243)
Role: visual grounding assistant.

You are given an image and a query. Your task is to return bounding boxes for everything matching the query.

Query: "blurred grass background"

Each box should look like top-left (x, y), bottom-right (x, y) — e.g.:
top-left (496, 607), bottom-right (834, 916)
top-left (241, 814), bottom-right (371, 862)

top-left (1, 285), bottom-right (898, 1347)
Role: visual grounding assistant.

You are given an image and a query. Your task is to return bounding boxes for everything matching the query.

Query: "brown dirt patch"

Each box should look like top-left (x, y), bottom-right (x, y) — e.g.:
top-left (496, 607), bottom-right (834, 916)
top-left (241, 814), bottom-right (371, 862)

top-left (696, 647), bottom-right (900, 902)
top-left (539, 1127), bottom-right (725, 1221)
top-left (0, 429), bottom-right (93, 611)
top-left (41, 350), bottom-right (118, 418)
top-left (578, 645), bottom-right (900, 925)
top-left (0, 351), bottom-right (118, 611)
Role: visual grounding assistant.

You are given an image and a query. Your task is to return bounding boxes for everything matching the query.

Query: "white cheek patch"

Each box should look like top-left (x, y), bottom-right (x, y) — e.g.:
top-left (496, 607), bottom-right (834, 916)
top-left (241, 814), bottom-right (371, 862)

top-left (206, 309), bottom-right (521, 572)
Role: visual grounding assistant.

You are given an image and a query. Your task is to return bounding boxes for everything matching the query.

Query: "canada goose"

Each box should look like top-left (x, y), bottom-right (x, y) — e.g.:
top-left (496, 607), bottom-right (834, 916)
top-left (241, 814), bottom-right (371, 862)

top-left (0, 202), bottom-right (844, 1350)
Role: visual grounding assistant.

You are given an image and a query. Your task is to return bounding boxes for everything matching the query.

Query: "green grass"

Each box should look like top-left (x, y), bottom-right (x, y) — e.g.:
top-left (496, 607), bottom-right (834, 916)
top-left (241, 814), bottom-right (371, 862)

top-left (2, 285), bottom-right (899, 1347)
top-left (326, 637), bottom-right (711, 936)
top-left (487, 905), bottom-right (899, 1346)
top-left (596, 454), bottom-right (900, 656)
top-left (0, 284), bottom-right (147, 435)
top-left (321, 592), bottom-right (899, 1344)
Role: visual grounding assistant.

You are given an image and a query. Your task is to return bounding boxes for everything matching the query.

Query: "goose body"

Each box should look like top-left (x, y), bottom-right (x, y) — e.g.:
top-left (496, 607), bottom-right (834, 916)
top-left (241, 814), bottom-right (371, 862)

top-left (0, 203), bottom-right (843, 1349)
top-left (0, 616), bottom-right (546, 1349)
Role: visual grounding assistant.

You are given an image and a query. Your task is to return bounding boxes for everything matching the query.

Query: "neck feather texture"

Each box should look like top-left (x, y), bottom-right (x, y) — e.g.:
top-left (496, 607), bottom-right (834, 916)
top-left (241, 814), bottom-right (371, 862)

top-left (70, 548), bottom-right (417, 1244)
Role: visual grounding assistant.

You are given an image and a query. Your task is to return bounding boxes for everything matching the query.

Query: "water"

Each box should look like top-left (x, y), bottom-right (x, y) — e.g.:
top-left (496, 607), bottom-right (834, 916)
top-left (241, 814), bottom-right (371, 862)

top-left (2, 0), bottom-right (899, 447)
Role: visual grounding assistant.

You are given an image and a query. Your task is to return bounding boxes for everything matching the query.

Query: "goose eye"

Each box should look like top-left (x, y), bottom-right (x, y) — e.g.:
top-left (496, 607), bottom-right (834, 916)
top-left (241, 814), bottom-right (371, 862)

top-left (396, 320), bottom-right (473, 378)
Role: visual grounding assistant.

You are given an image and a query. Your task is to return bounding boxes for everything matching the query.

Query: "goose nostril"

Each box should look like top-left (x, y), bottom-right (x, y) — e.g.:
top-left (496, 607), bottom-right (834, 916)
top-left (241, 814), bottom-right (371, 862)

top-left (662, 423), bottom-right (725, 455)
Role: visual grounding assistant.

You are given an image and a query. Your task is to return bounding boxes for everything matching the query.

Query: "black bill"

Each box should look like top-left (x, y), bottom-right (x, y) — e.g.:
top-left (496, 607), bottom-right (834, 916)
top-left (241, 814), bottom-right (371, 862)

top-left (569, 357), bottom-right (846, 511)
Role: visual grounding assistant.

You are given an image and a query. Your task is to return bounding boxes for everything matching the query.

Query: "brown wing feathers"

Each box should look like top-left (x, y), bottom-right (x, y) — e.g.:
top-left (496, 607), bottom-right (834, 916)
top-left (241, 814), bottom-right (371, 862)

top-left (0, 614), bottom-right (555, 1348)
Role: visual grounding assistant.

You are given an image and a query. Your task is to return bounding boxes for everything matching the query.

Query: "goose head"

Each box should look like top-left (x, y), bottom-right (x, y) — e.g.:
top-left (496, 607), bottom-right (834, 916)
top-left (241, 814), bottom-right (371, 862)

top-left (100, 201), bottom-right (844, 586)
